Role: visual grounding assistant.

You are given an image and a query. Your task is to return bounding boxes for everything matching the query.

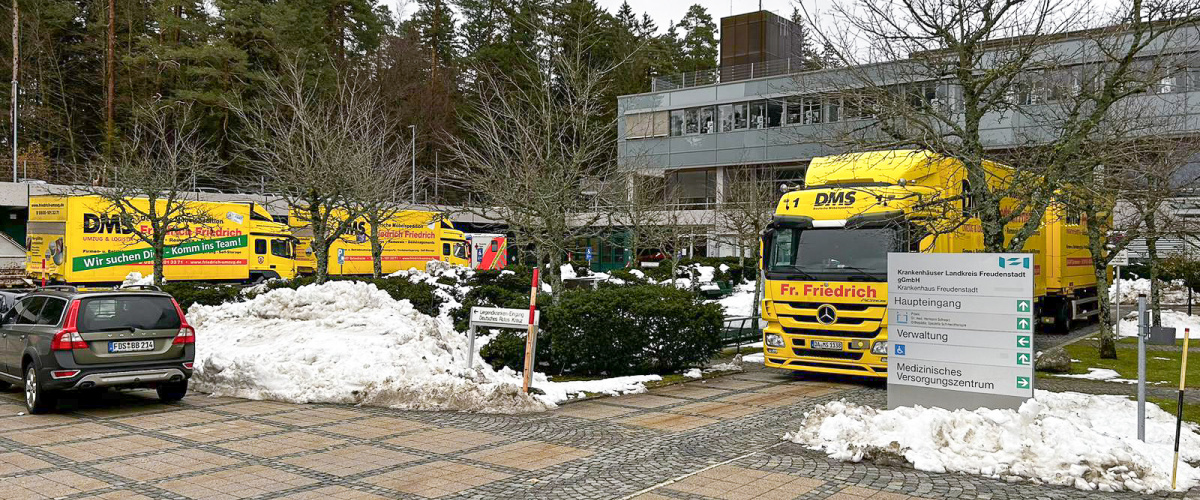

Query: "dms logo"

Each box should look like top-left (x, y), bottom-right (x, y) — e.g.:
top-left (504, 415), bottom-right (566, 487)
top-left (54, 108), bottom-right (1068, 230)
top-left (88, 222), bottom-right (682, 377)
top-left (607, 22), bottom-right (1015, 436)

top-left (813, 191), bottom-right (857, 207)
top-left (998, 257), bottom-right (1031, 269)
top-left (82, 213), bottom-right (135, 234)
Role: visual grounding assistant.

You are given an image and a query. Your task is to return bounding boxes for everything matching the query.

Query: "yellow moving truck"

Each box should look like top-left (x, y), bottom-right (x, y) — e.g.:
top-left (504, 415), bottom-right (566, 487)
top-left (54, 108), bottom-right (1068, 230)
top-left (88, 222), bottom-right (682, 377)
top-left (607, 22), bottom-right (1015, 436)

top-left (290, 209), bottom-right (470, 275)
top-left (27, 195), bottom-right (298, 284)
top-left (760, 150), bottom-right (1097, 378)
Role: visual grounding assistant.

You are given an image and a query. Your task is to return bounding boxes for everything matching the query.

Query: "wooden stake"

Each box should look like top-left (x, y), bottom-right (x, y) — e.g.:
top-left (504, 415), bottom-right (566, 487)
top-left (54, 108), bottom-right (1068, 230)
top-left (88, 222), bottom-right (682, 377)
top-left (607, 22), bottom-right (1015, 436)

top-left (1172, 327), bottom-right (1191, 490)
top-left (522, 268), bottom-right (540, 393)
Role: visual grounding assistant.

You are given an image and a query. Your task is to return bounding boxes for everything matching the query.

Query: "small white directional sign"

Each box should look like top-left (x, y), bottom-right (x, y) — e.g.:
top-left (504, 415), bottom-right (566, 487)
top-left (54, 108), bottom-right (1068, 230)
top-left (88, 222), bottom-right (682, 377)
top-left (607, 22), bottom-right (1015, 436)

top-left (887, 253), bottom-right (1035, 411)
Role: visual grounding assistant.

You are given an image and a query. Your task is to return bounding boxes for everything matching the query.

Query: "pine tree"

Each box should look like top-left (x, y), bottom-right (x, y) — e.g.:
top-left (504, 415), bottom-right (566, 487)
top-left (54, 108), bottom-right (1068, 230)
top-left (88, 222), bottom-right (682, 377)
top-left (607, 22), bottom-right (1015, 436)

top-left (674, 4), bottom-right (716, 73)
top-left (410, 0), bottom-right (458, 73)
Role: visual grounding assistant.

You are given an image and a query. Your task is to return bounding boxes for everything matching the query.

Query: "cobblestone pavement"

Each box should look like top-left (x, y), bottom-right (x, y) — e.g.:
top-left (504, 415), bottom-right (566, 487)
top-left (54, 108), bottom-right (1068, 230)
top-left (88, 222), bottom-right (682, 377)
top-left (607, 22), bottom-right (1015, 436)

top-left (0, 367), bottom-right (1193, 500)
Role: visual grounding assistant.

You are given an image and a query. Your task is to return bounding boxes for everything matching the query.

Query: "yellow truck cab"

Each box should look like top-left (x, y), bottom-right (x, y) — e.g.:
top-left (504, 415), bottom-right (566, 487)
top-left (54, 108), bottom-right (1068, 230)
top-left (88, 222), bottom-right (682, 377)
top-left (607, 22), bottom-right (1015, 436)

top-left (290, 209), bottom-right (469, 276)
top-left (26, 195), bottom-right (299, 285)
top-left (759, 150), bottom-right (1097, 378)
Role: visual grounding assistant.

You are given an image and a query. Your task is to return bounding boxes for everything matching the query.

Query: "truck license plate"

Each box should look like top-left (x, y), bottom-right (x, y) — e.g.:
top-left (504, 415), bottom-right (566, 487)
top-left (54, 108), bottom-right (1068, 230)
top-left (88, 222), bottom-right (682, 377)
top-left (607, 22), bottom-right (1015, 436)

top-left (810, 340), bottom-right (842, 350)
top-left (109, 340), bottom-right (155, 353)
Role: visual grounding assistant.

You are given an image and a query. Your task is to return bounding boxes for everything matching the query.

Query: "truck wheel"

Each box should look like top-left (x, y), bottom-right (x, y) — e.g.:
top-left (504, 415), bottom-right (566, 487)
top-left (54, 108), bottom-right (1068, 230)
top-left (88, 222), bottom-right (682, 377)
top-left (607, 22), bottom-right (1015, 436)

top-left (1052, 301), bottom-right (1071, 333)
top-left (24, 365), bottom-right (57, 414)
top-left (157, 380), bottom-right (188, 403)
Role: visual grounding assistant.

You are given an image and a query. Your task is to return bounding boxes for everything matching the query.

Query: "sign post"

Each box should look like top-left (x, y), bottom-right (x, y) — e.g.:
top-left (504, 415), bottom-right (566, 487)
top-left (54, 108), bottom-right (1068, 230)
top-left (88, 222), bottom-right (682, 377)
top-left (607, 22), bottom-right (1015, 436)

top-left (887, 253), bottom-right (1035, 411)
top-left (467, 306), bottom-right (540, 370)
top-left (522, 269), bottom-right (540, 393)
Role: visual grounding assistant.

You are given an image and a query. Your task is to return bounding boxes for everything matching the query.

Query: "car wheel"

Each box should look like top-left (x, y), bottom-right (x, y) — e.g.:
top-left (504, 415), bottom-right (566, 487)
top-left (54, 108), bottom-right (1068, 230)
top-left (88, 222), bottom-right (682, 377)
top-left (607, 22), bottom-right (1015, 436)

top-left (156, 380), bottom-right (188, 403)
top-left (24, 365), bottom-right (57, 414)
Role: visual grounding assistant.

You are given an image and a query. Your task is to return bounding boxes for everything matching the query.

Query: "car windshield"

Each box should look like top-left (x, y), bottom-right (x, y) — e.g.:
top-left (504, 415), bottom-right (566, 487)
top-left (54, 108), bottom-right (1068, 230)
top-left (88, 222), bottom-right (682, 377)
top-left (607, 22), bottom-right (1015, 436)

top-left (767, 226), bottom-right (904, 281)
top-left (78, 296), bottom-right (181, 332)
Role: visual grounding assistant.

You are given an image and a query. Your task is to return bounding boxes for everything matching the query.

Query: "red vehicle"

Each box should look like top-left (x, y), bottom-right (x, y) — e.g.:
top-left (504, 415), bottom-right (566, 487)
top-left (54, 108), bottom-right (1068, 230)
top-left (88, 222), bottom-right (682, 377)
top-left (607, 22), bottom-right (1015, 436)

top-left (466, 234), bottom-right (507, 270)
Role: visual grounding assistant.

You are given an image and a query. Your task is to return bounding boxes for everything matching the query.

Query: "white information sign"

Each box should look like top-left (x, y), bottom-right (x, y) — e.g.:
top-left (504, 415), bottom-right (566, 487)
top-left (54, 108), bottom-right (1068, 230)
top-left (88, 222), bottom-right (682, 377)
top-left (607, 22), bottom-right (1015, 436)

top-left (1110, 249), bottom-right (1130, 267)
top-left (887, 253), bottom-right (1034, 410)
top-left (466, 307), bottom-right (539, 370)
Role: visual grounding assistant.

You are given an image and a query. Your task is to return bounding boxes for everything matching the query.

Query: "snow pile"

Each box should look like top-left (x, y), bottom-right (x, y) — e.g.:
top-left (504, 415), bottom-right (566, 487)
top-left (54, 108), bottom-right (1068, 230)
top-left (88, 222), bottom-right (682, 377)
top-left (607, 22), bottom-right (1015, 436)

top-left (718, 281), bottom-right (759, 317)
top-left (122, 272), bottom-right (157, 286)
top-left (537, 374), bottom-right (661, 401)
top-left (388, 265), bottom-right (473, 316)
top-left (1118, 309), bottom-right (1200, 339)
top-left (1056, 368), bottom-right (1136, 384)
top-left (742, 352), bottom-right (765, 364)
top-left (1110, 278), bottom-right (1190, 304)
top-left (684, 368), bottom-right (703, 379)
top-left (787, 390), bottom-right (1200, 492)
top-left (189, 281), bottom-right (548, 413)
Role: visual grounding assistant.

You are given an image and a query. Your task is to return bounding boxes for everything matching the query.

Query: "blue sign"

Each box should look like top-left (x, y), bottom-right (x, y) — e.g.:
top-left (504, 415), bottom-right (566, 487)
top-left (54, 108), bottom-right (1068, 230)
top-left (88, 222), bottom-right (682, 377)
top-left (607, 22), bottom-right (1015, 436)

top-left (337, 248), bottom-right (345, 265)
top-left (894, 344), bottom-right (906, 356)
top-left (585, 247), bottom-right (593, 262)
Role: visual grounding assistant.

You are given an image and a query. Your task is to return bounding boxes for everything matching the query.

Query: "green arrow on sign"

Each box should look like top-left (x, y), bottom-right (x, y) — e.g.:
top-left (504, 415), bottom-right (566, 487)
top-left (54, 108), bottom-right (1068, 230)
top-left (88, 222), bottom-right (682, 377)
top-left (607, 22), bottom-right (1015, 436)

top-left (1017, 300), bottom-right (1031, 312)
top-left (1017, 317), bottom-right (1031, 330)
top-left (1017, 352), bottom-right (1031, 365)
top-left (1017, 335), bottom-right (1031, 348)
top-left (1017, 376), bottom-right (1031, 389)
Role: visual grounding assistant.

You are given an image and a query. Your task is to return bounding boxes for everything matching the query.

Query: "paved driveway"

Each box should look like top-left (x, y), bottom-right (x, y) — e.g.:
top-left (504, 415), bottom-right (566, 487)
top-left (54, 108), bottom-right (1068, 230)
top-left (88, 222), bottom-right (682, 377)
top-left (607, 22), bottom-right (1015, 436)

top-left (0, 368), bottom-right (1186, 500)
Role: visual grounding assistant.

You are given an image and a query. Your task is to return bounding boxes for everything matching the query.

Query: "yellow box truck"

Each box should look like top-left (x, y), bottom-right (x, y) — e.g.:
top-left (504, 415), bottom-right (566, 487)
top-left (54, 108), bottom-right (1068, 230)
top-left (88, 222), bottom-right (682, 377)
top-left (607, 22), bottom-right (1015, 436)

top-left (27, 195), bottom-right (299, 284)
top-left (759, 150), bottom-right (1097, 378)
top-left (290, 209), bottom-right (470, 275)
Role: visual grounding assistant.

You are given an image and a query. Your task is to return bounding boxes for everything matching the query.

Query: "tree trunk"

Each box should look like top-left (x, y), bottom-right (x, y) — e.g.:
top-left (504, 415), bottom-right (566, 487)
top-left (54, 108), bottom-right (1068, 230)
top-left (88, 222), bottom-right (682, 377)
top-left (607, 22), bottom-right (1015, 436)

top-left (310, 205), bottom-right (329, 284)
top-left (1147, 231), bottom-right (1161, 326)
top-left (370, 216), bottom-right (383, 279)
top-left (105, 0), bottom-right (115, 155)
top-left (1094, 261), bottom-right (1117, 359)
top-left (152, 235), bottom-right (165, 286)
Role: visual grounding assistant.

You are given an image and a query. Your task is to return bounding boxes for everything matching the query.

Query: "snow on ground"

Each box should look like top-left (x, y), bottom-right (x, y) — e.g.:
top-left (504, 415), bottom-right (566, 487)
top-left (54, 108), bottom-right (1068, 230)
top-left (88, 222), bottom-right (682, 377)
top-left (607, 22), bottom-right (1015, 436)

top-left (717, 281), bottom-right (758, 317)
top-left (536, 374), bottom-right (662, 402)
top-left (1110, 278), bottom-right (1190, 304)
top-left (1118, 309), bottom-right (1200, 338)
top-left (787, 390), bottom-right (1200, 493)
top-left (1056, 368), bottom-right (1137, 384)
top-left (190, 281), bottom-right (548, 413)
top-left (742, 352), bottom-right (765, 364)
top-left (683, 368), bottom-right (703, 379)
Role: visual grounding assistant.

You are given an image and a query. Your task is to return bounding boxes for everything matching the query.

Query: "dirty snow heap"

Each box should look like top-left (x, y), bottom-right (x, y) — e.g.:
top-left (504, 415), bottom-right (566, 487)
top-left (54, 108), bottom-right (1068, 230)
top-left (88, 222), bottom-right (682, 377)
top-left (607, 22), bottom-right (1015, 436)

top-left (786, 390), bottom-right (1200, 492)
top-left (189, 280), bottom-right (548, 413)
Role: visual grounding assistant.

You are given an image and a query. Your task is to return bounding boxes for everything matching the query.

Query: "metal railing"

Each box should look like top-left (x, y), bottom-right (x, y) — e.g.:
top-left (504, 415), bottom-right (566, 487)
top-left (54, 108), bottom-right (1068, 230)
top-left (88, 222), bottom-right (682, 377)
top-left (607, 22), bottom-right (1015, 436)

top-left (652, 58), bottom-right (808, 92)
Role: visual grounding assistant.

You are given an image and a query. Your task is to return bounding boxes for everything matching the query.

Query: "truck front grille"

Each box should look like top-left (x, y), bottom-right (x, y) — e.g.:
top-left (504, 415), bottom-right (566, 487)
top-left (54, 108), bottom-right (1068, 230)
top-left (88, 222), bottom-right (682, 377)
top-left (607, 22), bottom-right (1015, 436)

top-left (784, 327), bottom-right (882, 339)
top-left (792, 348), bottom-right (863, 360)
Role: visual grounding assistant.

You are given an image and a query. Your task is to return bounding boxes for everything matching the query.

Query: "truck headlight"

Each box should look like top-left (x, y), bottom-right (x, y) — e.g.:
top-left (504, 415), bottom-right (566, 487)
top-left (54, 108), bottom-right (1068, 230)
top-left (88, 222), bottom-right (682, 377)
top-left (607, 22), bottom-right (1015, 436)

top-left (765, 334), bottom-right (785, 347)
top-left (871, 341), bottom-right (888, 355)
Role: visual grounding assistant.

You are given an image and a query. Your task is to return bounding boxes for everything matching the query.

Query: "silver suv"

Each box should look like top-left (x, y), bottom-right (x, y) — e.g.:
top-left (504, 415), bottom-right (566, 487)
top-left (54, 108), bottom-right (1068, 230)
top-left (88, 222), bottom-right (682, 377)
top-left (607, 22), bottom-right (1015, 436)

top-left (0, 286), bottom-right (195, 413)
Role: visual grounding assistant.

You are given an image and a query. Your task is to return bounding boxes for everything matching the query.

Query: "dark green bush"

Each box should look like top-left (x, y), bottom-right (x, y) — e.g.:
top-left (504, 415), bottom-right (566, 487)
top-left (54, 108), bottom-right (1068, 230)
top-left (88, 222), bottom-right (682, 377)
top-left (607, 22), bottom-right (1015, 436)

top-left (546, 285), bottom-right (723, 375)
top-left (479, 329), bottom-right (552, 372)
top-left (162, 283), bottom-right (243, 311)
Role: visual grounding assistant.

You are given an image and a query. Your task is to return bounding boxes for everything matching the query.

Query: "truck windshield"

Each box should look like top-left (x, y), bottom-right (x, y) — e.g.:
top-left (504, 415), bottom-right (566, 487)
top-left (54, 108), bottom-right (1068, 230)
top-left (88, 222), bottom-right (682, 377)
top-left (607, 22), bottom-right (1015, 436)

top-left (767, 227), bottom-right (903, 281)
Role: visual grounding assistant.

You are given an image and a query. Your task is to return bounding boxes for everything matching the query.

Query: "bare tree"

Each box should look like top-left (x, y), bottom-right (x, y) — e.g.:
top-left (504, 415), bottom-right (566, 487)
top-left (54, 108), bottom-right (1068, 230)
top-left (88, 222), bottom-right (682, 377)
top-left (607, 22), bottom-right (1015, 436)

top-left (715, 166), bottom-right (780, 319)
top-left (798, 0), bottom-right (1200, 256)
top-left (347, 147), bottom-right (416, 279)
top-left (235, 60), bottom-right (393, 283)
top-left (74, 101), bottom-right (221, 286)
top-left (446, 24), bottom-right (622, 293)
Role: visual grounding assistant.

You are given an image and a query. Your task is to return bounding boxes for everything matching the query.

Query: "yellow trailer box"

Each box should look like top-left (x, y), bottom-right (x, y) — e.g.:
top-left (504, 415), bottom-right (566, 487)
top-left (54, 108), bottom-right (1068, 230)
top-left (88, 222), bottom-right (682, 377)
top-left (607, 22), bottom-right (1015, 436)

top-left (291, 209), bottom-right (469, 275)
top-left (27, 195), bottom-right (295, 284)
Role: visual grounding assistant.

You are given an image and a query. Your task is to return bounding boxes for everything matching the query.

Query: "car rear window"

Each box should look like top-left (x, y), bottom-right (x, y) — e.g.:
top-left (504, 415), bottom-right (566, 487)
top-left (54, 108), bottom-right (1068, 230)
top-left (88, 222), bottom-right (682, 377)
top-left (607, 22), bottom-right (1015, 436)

top-left (78, 296), bottom-right (181, 332)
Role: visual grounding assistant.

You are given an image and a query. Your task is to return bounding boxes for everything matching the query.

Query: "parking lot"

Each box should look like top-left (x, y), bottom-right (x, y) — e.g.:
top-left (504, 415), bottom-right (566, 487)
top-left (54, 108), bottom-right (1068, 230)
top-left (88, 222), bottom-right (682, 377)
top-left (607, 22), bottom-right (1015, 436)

top-left (0, 367), bottom-right (1184, 500)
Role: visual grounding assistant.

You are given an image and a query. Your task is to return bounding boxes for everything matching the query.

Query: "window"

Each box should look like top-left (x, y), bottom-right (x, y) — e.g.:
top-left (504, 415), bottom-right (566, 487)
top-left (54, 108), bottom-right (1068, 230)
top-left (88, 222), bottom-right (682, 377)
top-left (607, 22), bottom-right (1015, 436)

top-left (254, 239), bottom-right (267, 255)
top-left (732, 103), bottom-right (747, 129)
top-left (271, 239), bottom-right (292, 258)
top-left (749, 101), bottom-right (767, 129)
top-left (719, 104), bottom-right (734, 132)
top-left (670, 110), bottom-right (685, 136)
top-left (699, 107), bottom-right (715, 134)
top-left (442, 243), bottom-right (451, 256)
top-left (786, 98), bottom-right (804, 124)
top-left (685, 108), bottom-right (700, 134)
top-left (78, 296), bottom-right (181, 332)
top-left (37, 298), bottom-right (66, 325)
top-left (625, 113), bottom-right (654, 139)
top-left (490, 241), bottom-right (498, 252)
top-left (767, 100), bottom-right (783, 127)
top-left (802, 97), bottom-right (822, 124)
top-left (10, 297), bottom-right (44, 325)
top-left (454, 242), bottom-right (468, 260)
top-left (826, 97), bottom-right (841, 122)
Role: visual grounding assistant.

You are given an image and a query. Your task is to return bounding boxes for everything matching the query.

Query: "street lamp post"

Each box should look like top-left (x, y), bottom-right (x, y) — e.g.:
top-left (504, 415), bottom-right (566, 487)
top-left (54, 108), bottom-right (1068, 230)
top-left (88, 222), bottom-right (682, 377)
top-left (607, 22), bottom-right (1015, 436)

top-left (408, 124), bottom-right (416, 204)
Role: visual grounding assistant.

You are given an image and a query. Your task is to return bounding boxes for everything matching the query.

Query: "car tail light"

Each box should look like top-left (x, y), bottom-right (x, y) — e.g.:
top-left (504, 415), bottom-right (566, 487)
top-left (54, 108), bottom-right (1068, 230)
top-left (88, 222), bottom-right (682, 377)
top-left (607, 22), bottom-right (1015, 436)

top-left (171, 299), bottom-right (195, 345)
top-left (182, 362), bottom-right (194, 370)
top-left (51, 370), bottom-right (80, 379)
top-left (51, 300), bottom-right (86, 351)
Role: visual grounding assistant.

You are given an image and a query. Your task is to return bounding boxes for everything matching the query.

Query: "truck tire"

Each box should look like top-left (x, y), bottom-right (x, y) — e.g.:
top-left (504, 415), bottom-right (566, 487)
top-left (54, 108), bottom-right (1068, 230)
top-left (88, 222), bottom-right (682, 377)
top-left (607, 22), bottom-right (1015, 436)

top-left (1052, 300), bottom-right (1071, 333)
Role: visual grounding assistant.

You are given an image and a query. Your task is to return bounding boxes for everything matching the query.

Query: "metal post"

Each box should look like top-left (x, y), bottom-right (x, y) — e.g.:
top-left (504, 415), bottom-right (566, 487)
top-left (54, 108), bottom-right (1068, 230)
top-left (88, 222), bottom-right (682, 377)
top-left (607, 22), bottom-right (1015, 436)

top-left (1115, 266), bottom-right (1121, 328)
top-left (409, 125), bottom-right (416, 204)
top-left (467, 324), bottom-right (476, 369)
top-left (1138, 293), bottom-right (1147, 442)
top-left (11, 0), bottom-right (18, 184)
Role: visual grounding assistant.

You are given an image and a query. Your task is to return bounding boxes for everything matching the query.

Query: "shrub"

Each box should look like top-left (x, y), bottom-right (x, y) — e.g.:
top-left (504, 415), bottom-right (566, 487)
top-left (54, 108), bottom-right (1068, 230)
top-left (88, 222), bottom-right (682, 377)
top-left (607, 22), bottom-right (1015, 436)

top-left (546, 285), bottom-right (723, 375)
top-left (479, 329), bottom-right (552, 372)
top-left (162, 283), bottom-right (243, 311)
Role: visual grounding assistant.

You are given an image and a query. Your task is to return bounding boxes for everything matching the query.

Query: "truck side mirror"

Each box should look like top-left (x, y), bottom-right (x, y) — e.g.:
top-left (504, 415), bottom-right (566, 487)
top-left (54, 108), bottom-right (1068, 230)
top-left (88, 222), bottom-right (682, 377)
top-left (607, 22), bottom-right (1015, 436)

top-left (760, 228), bottom-right (775, 266)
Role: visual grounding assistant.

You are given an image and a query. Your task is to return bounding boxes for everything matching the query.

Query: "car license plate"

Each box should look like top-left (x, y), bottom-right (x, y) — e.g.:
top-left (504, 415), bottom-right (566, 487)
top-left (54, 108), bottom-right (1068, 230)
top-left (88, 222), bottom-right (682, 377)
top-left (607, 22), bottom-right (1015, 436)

top-left (109, 340), bottom-right (155, 353)
top-left (810, 340), bottom-right (842, 350)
